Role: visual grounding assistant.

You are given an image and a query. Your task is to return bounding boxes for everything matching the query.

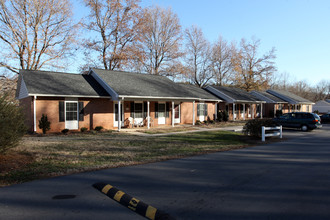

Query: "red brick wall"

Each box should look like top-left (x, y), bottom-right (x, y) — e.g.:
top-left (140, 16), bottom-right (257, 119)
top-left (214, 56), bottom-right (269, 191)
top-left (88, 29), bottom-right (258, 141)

top-left (19, 97), bottom-right (33, 132)
top-left (20, 97), bottom-right (218, 133)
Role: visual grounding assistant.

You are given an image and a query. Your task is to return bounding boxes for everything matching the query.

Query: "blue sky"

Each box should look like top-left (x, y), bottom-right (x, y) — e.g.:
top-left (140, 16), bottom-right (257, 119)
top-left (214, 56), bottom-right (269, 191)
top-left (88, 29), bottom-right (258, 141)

top-left (73, 0), bottom-right (330, 86)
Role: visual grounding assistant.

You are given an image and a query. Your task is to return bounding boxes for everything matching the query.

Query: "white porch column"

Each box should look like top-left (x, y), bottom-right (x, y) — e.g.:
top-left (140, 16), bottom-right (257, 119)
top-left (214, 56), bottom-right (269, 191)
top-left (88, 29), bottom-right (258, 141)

top-left (252, 104), bottom-right (255, 119)
top-left (295, 104), bottom-right (297, 112)
top-left (147, 101), bottom-right (150, 129)
top-left (193, 101), bottom-right (195, 125)
top-left (261, 103), bottom-right (263, 119)
top-left (172, 101), bottom-right (174, 127)
top-left (215, 103), bottom-right (218, 120)
top-left (118, 100), bottom-right (121, 131)
top-left (233, 103), bottom-right (235, 121)
top-left (34, 95), bottom-right (37, 132)
top-left (243, 103), bottom-right (246, 120)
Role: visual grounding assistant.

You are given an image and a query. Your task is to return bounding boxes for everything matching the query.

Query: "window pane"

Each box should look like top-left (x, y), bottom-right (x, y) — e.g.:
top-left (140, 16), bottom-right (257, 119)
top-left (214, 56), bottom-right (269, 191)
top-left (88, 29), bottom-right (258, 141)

top-left (158, 104), bottom-right (165, 117)
top-left (65, 102), bottom-right (78, 121)
top-left (66, 111), bottom-right (77, 121)
top-left (198, 104), bottom-right (205, 116)
top-left (174, 105), bottom-right (179, 118)
top-left (66, 103), bottom-right (77, 111)
top-left (134, 103), bottom-right (143, 118)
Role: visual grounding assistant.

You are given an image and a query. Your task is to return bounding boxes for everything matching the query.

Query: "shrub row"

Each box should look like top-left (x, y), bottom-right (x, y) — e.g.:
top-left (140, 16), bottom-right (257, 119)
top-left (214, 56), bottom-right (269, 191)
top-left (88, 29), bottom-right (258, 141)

top-left (243, 118), bottom-right (277, 137)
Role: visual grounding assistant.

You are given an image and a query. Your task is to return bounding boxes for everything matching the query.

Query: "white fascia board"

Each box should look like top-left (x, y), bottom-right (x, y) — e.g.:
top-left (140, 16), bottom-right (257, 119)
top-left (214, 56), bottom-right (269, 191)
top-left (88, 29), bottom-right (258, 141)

top-left (199, 98), bottom-right (223, 102)
top-left (89, 69), bottom-right (119, 100)
top-left (119, 95), bottom-right (197, 101)
top-left (28, 94), bottom-right (112, 99)
top-left (235, 100), bottom-right (266, 104)
top-left (205, 86), bottom-right (235, 103)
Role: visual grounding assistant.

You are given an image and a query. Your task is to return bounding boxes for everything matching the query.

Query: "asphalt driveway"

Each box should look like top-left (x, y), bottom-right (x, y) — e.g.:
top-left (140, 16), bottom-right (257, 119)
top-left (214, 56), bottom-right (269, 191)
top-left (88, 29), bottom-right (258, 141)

top-left (0, 125), bottom-right (330, 220)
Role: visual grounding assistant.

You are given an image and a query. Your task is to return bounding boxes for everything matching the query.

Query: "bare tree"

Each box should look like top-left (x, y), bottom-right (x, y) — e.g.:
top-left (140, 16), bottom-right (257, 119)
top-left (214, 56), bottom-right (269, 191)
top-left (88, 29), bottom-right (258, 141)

top-left (0, 0), bottom-right (77, 74)
top-left (231, 37), bottom-right (276, 91)
top-left (211, 35), bottom-right (233, 86)
top-left (83, 0), bottom-right (142, 71)
top-left (137, 6), bottom-right (183, 75)
top-left (184, 25), bottom-right (212, 87)
top-left (312, 80), bottom-right (330, 101)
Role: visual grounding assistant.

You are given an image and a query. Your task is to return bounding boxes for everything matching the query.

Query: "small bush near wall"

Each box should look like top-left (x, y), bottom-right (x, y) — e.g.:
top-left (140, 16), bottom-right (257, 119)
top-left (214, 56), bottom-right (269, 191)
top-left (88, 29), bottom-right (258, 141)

top-left (275, 110), bottom-right (283, 118)
top-left (95, 126), bottom-right (103, 131)
top-left (80, 127), bottom-right (88, 132)
top-left (222, 110), bottom-right (229, 122)
top-left (38, 114), bottom-right (51, 134)
top-left (0, 95), bottom-right (26, 154)
top-left (217, 111), bottom-right (223, 122)
top-left (61, 129), bottom-right (69, 134)
top-left (243, 119), bottom-right (277, 137)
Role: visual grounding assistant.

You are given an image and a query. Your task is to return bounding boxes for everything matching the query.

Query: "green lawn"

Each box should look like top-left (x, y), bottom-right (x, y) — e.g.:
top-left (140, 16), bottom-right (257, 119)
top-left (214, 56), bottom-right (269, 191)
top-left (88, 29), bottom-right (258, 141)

top-left (0, 130), bottom-right (248, 186)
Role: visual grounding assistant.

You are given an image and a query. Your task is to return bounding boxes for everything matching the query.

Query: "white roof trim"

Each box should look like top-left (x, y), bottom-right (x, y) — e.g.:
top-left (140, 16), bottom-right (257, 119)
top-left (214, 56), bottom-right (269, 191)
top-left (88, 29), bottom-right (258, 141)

top-left (250, 91), bottom-right (283, 104)
top-left (205, 86), bottom-right (236, 103)
top-left (267, 90), bottom-right (314, 105)
top-left (89, 69), bottom-right (119, 100)
top-left (27, 94), bottom-right (112, 98)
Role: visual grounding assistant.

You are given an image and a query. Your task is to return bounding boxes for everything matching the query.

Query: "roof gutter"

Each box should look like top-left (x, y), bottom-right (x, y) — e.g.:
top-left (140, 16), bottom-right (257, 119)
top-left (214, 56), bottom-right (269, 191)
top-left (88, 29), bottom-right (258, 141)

top-left (119, 95), bottom-right (222, 102)
top-left (28, 94), bottom-right (112, 99)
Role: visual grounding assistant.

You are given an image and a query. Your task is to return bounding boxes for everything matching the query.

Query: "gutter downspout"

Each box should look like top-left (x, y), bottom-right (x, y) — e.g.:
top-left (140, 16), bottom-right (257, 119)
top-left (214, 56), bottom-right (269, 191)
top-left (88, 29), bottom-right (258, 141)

top-left (34, 95), bottom-right (37, 133)
top-left (193, 101), bottom-right (195, 125)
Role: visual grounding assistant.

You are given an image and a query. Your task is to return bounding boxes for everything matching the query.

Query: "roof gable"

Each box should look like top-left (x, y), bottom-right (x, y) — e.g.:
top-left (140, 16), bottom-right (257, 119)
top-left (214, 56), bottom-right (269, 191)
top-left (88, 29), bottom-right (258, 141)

top-left (314, 100), bottom-right (330, 106)
top-left (206, 86), bottom-right (262, 103)
top-left (178, 84), bottom-right (221, 101)
top-left (18, 69), bottom-right (110, 98)
top-left (250, 91), bottom-right (287, 103)
top-left (266, 89), bottom-right (314, 104)
top-left (90, 69), bottom-right (196, 99)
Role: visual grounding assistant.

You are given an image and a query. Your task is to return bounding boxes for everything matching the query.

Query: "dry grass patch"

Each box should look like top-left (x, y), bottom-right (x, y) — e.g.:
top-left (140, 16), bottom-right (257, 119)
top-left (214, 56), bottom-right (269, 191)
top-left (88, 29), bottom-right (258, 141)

top-left (1, 130), bottom-right (248, 186)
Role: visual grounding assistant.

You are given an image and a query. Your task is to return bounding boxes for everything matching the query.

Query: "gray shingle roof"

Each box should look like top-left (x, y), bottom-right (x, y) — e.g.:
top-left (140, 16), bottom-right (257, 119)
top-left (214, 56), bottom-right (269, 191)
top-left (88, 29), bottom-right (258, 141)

top-left (178, 84), bottom-right (221, 101)
top-left (266, 89), bottom-right (314, 104)
top-left (19, 69), bottom-right (109, 97)
top-left (207, 86), bottom-right (262, 103)
top-left (91, 69), bottom-right (196, 99)
top-left (250, 91), bottom-right (287, 103)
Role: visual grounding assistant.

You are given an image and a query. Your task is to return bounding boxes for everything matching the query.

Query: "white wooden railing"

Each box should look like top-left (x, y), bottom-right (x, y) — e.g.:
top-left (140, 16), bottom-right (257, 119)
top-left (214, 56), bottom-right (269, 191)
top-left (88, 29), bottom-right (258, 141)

top-left (262, 126), bottom-right (282, 142)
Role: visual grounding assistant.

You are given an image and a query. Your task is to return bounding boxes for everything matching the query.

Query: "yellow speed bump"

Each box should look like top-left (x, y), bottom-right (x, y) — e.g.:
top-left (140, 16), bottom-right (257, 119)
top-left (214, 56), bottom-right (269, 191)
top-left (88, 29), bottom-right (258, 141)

top-left (93, 182), bottom-right (175, 220)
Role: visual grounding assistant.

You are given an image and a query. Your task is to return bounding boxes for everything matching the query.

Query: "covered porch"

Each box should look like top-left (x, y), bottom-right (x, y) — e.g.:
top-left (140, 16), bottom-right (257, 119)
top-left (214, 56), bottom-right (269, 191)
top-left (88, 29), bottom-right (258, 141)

top-left (114, 98), bottom-right (198, 131)
top-left (219, 101), bottom-right (265, 121)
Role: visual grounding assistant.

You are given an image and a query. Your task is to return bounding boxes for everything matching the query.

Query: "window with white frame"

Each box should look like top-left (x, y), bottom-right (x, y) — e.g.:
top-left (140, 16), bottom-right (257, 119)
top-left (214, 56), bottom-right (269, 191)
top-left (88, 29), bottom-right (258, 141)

top-left (197, 103), bottom-right (208, 116)
top-left (134, 103), bottom-right (143, 118)
top-left (66, 102), bottom-right (78, 121)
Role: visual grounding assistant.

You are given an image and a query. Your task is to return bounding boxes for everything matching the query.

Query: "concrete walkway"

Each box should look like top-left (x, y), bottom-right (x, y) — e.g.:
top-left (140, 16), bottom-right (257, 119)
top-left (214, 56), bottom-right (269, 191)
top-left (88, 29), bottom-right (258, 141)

top-left (124, 125), bottom-right (244, 136)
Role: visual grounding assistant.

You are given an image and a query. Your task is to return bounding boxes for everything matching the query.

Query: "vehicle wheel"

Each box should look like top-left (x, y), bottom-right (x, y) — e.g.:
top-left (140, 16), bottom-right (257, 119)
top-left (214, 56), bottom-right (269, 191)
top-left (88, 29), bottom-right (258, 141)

top-left (301, 125), bottom-right (308, 132)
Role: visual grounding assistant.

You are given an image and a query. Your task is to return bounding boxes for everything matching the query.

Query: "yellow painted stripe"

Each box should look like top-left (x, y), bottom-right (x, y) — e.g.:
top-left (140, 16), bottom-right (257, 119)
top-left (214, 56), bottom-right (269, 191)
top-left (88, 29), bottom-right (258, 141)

top-left (146, 205), bottom-right (157, 220)
top-left (101, 184), bottom-right (113, 194)
top-left (128, 197), bottom-right (140, 211)
top-left (113, 191), bottom-right (125, 202)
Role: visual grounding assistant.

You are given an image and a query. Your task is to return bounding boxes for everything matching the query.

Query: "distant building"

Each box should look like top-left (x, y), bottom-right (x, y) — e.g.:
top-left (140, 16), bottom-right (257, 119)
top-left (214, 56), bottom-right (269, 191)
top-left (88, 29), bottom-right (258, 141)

top-left (312, 100), bottom-right (330, 114)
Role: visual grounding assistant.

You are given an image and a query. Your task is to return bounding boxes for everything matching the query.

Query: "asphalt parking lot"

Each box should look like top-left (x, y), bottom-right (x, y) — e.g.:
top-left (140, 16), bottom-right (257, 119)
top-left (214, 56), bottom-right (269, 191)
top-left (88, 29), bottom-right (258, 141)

top-left (0, 124), bottom-right (329, 220)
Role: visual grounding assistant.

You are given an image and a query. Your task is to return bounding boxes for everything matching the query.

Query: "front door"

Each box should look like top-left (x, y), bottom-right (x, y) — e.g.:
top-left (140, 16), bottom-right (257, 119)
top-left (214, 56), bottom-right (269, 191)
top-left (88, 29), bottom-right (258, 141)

top-left (174, 104), bottom-right (180, 124)
top-left (134, 102), bottom-right (143, 126)
top-left (199, 103), bottom-right (205, 122)
top-left (114, 102), bottom-right (124, 127)
top-left (65, 101), bottom-right (78, 130)
top-left (158, 103), bottom-right (166, 124)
